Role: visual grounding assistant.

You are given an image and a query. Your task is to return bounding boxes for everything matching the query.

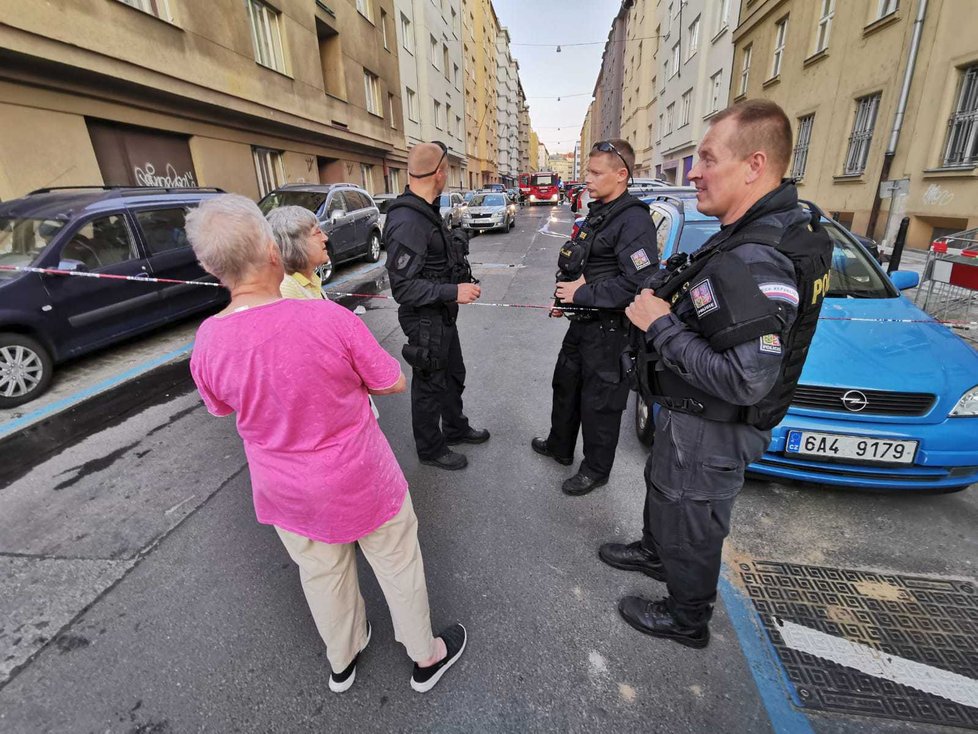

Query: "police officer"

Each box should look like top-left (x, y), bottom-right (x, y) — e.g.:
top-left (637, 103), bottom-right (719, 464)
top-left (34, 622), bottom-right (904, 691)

top-left (384, 142), bottom-right (489, 470)
top-left (531, 139), bottom-right (658, 495)
top-left (599, 100), bottom-right (832, 648)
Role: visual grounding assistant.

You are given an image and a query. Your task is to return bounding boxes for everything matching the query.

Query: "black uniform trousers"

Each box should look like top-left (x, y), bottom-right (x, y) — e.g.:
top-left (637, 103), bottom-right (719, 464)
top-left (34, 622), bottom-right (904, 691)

top-left (546, 316), bottom-right (630, 480)
top-left (639, 408), bottom-right (768, 629)
top-left (399, 305), bottom-right (471, 460)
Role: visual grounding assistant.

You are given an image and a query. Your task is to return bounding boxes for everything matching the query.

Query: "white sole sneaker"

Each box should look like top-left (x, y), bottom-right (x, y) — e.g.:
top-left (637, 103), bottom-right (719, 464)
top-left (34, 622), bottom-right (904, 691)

top-left (329, 622), bottom-right (372, 693)
top-left (410, 624), bottom-right (467, 693)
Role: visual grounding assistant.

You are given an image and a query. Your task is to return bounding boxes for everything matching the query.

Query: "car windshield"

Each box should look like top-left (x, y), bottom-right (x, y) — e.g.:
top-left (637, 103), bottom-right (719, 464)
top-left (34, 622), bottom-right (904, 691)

top-left (822, 221), bottom-right (895, 299)
top-left (0, 217), bottom-right (67, 278)
top-left (677, 221), bottom-right (720, 255)
top-left (531, 174), bottom-right (556, 187)
top-left (257, 191), bottom-right (327, 215)
top-left (471, 194), bottom-right (506, 207)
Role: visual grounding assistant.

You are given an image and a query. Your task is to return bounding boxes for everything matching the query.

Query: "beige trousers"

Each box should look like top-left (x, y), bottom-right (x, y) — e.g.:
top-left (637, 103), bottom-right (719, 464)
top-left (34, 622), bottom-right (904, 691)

top-left (275, 492), bottom-right (438, 673)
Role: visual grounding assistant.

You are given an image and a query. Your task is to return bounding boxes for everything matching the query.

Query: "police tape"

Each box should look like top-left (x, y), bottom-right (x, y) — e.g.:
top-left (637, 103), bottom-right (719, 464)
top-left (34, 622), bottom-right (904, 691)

top-left (1, 264), bottom-right (975, 328)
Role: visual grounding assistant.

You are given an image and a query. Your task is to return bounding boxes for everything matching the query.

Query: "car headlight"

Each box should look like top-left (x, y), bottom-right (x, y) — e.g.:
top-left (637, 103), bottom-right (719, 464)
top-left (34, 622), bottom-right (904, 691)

top-left (950, 385), bottom-right (978, 417)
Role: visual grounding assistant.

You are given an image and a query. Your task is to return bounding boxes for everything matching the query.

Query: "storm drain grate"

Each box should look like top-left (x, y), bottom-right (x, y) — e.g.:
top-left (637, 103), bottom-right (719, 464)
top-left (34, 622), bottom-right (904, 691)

top-left (737, 560), bottom-right (978, 729)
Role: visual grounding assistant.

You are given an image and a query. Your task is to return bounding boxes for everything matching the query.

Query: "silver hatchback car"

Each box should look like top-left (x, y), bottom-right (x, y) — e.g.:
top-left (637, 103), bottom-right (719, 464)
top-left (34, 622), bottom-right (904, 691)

top-left (461, 192), bottom-right (515, 233)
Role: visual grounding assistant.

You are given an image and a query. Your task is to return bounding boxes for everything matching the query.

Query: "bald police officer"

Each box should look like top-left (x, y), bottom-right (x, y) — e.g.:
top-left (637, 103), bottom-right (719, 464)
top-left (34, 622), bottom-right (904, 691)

top-left (600, 100), bottom-right (832, 648)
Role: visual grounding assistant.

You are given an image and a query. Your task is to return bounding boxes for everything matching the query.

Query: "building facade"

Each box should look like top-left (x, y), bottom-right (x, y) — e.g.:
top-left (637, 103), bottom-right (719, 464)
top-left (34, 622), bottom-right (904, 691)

top-left (619, 0), bottom-right (660, 177)
top-left (0, 0), bottom-right (408, 201)
top-left (547, 152), bottom-right (574, 182)
top-left (652, 0), bottom-right (736, 184)
top-left (592, 1), bottom-right (631, 142)
top-left (517, 80), bottom-right (531, 175)
top-left (495, 28), bottom-right (520, 185)
top-left (461, 0), bottom-right (500, 188)
top-left (734, 0), bottom-right (978, 249)
top-left (393, 0), bottom-right (467, 189)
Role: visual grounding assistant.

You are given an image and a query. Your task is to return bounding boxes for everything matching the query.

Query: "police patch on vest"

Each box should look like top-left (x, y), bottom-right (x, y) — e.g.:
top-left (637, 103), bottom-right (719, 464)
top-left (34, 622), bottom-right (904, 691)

top-left (690, 278), bottom-right (719, 317)
top-left (630, 248), bottom-right (652, 271)
top-left (760, 282), bottom-right (800, 306)
top-left (395, 251), bottom-right (414, 271)
top-left (759, 333), bottom-right (783, 354)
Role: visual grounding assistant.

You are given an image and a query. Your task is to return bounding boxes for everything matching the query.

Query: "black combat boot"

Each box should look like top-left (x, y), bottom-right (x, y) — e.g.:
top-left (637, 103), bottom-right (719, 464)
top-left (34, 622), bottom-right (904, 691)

top-left (598, 541), bottom-right (666, 581)
top-left (617, 597), bottom-right (710, 649)
top-left (530, 437), bottom-right (573, 466)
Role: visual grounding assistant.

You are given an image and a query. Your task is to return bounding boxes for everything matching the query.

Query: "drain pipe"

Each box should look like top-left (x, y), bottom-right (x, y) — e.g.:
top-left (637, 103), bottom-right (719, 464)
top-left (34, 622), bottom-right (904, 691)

top-left (866, 0), bottom-right (929, 243)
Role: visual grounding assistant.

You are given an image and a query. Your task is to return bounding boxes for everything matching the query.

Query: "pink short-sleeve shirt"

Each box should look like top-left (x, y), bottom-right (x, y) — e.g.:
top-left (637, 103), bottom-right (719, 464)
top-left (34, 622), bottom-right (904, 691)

top-left (190, 299), bottom-right (407, 543)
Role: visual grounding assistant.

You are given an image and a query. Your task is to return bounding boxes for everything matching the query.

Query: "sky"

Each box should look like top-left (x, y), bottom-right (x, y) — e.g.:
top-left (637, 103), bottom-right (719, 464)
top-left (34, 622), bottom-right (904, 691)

top-left (491, 0), bottom-right (623, 154)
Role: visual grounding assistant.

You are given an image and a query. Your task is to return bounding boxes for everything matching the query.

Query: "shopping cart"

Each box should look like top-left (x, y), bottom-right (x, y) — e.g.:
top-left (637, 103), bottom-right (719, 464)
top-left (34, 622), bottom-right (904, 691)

top-left (914, 228), bottom-right (978, 324)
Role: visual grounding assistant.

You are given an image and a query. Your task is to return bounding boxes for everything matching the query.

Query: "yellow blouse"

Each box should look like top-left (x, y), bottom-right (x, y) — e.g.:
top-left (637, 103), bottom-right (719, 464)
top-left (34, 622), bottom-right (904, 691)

top-left (280, 271), bottom-right (324, 300)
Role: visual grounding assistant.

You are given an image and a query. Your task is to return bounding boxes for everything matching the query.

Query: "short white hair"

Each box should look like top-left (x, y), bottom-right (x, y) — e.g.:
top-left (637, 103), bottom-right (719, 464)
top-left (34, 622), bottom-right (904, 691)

top-left (266, 205), bottom-right (319, 274)
top-left (185, 194), bottom-right (274, 288)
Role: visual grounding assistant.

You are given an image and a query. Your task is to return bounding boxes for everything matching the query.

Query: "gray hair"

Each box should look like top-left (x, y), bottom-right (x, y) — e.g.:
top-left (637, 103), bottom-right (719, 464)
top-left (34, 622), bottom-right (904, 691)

top-left (266, 205), bottom-right (319, 274)
top-left (185, 194), bottom-right (275, 289)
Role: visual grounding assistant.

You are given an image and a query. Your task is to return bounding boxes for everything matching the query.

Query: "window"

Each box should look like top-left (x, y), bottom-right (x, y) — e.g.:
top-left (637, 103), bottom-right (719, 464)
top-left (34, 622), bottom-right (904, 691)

top-left (434, 100), bottom-right (443, 129)
top-left (715, 0), bottom-right (730, 35)
top-left (709, 70), bottom-right (723, 113)
top-left (356, 0), bottom-right (372, 22)
top-left (666, 2), bottom-right (673, 35)
top-left (363, 70), bottom-right (382, 116)
top-left (455, 115), bottom-right (462, 139)
top-left (791, 114), bottom-right (815, 179)
top-left (876, 0), bottom-right (899, 19)
top-left (649, 122), bottom-right (655, 147)
top-left (380, 9), bottom-right (389, 49)
top-left (135, 207), bottom-right (191, 255)
top-left (686, 16), bottom-right (700, 60)
top-left (401, 14), bottom-right (414, 53)
top-left (360, 164), bottom-right (374, 194)
top-left (430, 35), bottom-right (439, 69)
top-left (671, 42), bottom-right (680, 75)
top-left (843, 94), bottom-right (881, 175)
top-left (247, 0), bottom-right (287, 73)
top-left (680, 90), bottom-right (691, 126)
top-left (406, 88), bottom-right (418, 121)
top-left (665, 103), bottom-right (675, 135)
top-left (942, 66), bottom-right (978, 168)
top-left (814, 0), bottom-right (834, 53)
top-left (739, 44), bottom-right (752, 95)
top-left (451, 7), bottom-right (457, 33)
top-left (253, 147), bottom-right (285, 197)
top-left (443, 44), bottom-right (450, 79)
top-left (453, 63), bottom-right (460, 89)
top-left (390, 168), bottom-right (401, 193)
top-left (117, 0), bottom-right (170, 20)
top-left (663, 57), bottom-right (671, 82)
top-left (388, 93), bottom-right (397, 128)
top-left (60, 214), bottom-right (136, 270)
top-left (446, 103), bottom-right (453, 133)
top-left (771, 17), bottom-right (788, 78)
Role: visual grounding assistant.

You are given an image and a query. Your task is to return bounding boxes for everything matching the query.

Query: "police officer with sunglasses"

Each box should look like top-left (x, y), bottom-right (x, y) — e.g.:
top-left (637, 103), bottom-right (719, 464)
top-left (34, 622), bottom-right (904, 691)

top-left (384, 142), bottom-right (489, 470)
top-left (532, 139), bottom-right (658, 495)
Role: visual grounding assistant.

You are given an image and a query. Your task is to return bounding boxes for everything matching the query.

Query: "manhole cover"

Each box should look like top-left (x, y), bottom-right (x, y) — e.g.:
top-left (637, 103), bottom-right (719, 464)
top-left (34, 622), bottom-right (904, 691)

top-left (738, 560), bottom-right (978, 729)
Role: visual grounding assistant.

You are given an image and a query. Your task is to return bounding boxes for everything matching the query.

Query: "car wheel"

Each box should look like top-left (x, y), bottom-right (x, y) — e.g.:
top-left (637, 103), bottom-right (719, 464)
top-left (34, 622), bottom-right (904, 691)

top-left (316, 255), bottom-right (334, 284)
top-left (0, 333), bottom-right (54, 408)
top-left (364, 231), bottom-right (382, 263)
top-left (634, 391), bottom-right (655, 447)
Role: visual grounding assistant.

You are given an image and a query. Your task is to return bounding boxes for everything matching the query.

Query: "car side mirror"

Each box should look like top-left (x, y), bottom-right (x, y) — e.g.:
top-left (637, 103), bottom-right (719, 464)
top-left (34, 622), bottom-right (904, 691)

top-left (889, 270), bottom-right (920, 290)
top-left (58, 259), bottom-right (88, 272)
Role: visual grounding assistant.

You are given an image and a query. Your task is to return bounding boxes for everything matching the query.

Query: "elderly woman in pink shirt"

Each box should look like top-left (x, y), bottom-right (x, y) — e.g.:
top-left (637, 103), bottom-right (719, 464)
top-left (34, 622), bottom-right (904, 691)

top-left (186, 194), bottom-right (465, 694)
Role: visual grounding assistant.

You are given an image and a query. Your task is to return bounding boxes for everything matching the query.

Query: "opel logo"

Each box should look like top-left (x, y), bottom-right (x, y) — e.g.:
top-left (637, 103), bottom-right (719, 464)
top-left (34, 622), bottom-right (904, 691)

top-left (841, 390), bottom-right (869, 412)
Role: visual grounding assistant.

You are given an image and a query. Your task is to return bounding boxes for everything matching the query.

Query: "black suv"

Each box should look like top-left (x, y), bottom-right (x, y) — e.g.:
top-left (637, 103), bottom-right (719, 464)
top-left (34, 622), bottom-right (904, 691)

top-left (257, 183), bottom-right (382, 282)
top-left (0, 186), bottom-right (229, 408)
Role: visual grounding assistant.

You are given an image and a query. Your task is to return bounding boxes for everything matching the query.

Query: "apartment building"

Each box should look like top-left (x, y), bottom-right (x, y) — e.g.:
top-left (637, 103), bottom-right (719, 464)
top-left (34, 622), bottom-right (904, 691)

top-left (653, 0), bottom-right (736, 183)
top-left (592, 1), bottom-right (632, 142)
top-left (548, 152), bottom-right (574, 182)
top-left (0, 0), bottom-right (408, 201)
top-left (620, 0), bottom-right (660, 177)
top-left (461, 0), bottom-right (500, 188)
top-left (495, 28), bottom-right (520, 185)
top-left (393, 0), bottom-right (467, 189)
top-left (517, 80), bottom-right (531, 175)
top-left (528, 129), bottom-right (540, 171)
top-left (579, 101), bottom-right (595, 175)
top-left (734, 0), bottom-right (978, 249)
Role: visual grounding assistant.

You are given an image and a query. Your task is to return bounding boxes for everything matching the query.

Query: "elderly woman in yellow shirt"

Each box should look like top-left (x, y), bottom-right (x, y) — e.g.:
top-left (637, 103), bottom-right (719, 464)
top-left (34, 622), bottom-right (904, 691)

top-left (267, 205), bottom-right (329, 300)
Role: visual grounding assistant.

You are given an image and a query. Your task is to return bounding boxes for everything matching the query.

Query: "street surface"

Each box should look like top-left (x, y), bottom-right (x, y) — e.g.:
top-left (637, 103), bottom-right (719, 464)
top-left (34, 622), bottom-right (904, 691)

top-left (1, 205), bottom-right (976, 733)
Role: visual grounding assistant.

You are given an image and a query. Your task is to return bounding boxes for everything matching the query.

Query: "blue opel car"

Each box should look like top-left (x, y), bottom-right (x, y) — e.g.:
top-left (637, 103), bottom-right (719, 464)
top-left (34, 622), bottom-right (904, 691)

top-left (633, 194), bottom-right (978, 493)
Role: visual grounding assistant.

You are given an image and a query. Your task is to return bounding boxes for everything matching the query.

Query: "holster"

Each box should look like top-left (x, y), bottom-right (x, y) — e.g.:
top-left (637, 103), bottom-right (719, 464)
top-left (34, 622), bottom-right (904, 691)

top-left (402, 315), bottom-right (444, 375)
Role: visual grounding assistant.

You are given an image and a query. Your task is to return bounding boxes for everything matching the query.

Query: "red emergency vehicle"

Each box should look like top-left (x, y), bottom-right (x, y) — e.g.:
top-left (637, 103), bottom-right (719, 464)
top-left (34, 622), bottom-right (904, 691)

top-left (519, 171), bottom-right (560, 204)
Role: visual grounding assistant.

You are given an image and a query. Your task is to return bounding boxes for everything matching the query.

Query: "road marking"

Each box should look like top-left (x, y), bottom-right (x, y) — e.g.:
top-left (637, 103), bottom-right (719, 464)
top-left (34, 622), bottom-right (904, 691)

top-left (718, 573), bottom-right (814, 734)
top-left (777, 618), bottom-right (978, 709)
top-left (164, 494), bottom-right (196, 516)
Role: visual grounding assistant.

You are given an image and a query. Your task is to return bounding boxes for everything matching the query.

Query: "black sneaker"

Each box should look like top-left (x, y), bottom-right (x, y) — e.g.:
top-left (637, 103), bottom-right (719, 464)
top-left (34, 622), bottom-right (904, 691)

top-left (561, 471), bottom-right (608, 496)
top-left (446, 428), bottom-right (490, 445)
top-left (329, 621), bottom-right (371, 693)
top-left (420, 450), bottom-right (468, 471)
top-left (410, 623), bottom-right (467, 693)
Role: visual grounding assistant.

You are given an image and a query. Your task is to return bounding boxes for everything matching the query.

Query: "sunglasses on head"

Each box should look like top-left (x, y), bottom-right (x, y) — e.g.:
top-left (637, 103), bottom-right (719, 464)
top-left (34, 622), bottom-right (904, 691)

top-left (410, 141), bottom-right (448, 179)
top-left (592, 141), bottom-right (633, 182)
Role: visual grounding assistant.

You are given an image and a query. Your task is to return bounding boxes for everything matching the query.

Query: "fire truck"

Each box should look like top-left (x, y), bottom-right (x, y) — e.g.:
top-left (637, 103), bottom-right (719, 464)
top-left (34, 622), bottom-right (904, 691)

top-left (519, 171), bottom-right (561, 204)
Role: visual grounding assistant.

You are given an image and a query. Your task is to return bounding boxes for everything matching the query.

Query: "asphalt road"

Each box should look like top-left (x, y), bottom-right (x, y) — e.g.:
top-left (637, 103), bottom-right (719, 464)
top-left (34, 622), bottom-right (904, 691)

top-left (0, 204), bottom-right (975, 733)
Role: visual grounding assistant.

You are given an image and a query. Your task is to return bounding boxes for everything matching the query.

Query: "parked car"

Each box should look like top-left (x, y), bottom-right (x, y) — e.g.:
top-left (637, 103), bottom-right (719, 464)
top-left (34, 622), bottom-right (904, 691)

top-left (0, 185), bottom-right (230, 407)
top-left (632, 195), bottom-right (978, 493)
top-left (571, 187), bottom-right (697, 237)
top-left (439, 192), bottom-right (465, 229)
top-left (257, 183), bottom-right (382, 283)
top-left (372, 193), bottom-right (398, 231)
top-left (461, 192), bottom-right (516, 233)
top-left (483, 184), bottom-right (506, 193)
top-left (462, 190), bottom-right (478, 204)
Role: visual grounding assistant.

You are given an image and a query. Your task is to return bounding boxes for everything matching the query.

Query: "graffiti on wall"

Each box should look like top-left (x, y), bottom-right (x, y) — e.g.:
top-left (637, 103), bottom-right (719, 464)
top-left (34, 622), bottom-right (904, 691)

top-left (134, 162), bottom-right (198, 188)
top-left (922, 183), bottom-right (954, 207)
